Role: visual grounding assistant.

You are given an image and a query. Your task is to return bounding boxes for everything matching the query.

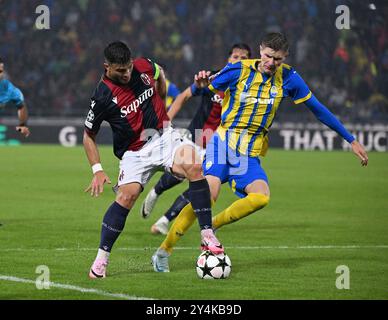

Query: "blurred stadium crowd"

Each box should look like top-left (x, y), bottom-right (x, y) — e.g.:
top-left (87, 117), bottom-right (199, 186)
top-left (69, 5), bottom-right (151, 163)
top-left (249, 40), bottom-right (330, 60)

top-left (1, 0), bottom-right (387, 122)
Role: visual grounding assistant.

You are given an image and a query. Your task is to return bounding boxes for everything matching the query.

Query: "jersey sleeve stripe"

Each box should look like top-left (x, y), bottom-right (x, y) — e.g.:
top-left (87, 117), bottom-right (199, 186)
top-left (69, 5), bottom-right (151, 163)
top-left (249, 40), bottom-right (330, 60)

top-left (208, 84), bottom-right (217, 93)
top-left (294, 91), bottom-right (312, 104)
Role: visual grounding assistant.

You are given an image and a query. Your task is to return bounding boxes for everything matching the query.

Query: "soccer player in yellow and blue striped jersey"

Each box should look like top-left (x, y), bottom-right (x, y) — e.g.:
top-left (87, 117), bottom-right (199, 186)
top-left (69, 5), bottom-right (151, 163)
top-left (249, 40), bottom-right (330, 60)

top-left (152, 33), bottom-right (368, 271)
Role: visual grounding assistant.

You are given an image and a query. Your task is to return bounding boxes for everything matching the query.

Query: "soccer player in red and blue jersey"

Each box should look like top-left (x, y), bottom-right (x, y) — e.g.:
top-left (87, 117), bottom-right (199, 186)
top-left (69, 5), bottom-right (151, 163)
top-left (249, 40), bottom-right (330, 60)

top-left (0, 58), bottom-right (30, 137)
top-left (152, 33), bottom-right (368, 271)
top-left (140, 44), bottom-right (251, 235)
top-left (83, 42), bottom-right (223, 276)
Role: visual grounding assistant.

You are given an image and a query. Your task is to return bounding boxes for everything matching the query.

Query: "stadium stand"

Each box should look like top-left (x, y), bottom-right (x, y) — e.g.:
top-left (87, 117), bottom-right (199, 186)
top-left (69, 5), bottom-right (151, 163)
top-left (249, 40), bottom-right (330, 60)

top-left (0, 0), bottom-right (387, 121)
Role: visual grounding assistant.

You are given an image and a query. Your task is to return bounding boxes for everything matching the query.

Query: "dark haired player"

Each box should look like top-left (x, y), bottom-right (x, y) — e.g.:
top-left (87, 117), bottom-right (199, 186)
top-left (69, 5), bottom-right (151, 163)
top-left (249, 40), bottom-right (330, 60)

top-left (141, 44), bottom-right (252, 235)
top-left (83, 41), bottom-right (223, 277)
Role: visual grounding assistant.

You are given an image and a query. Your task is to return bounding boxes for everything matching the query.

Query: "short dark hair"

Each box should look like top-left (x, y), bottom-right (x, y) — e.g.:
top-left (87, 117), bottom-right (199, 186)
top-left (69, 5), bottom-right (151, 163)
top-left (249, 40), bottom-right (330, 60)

top-left (0, 57), bottom-right (3, 64)
top-left (260, 32), bottom-right (289, 53)
top-left (229, 43), bottom-right (252, 58)
top-left (104, 41), bottom-right (132, 65)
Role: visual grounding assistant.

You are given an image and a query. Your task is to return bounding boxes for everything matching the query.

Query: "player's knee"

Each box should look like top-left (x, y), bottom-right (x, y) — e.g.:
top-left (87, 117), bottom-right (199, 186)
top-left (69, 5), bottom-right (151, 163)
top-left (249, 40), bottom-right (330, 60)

top-left (247, 193), bottom-right (270, 211)
top-left (116, 191), bottom-right (139, 209)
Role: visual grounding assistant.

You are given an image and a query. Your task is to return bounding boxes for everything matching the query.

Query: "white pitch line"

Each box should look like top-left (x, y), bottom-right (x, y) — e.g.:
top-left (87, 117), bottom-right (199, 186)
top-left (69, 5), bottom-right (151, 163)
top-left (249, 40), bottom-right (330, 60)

top-left (0, 275), bottom-right (155, 300)
top-left (225, 245), bottom-right (388, 249)
top-left (0, 245), bottom-right (387, 252)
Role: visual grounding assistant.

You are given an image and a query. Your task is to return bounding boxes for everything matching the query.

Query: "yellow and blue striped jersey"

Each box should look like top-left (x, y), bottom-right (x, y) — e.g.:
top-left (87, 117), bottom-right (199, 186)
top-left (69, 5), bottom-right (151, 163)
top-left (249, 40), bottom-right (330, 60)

top-left (165, 79), bottom-right (180, 110)
top-left (208, 59), bottom-right (311, 157)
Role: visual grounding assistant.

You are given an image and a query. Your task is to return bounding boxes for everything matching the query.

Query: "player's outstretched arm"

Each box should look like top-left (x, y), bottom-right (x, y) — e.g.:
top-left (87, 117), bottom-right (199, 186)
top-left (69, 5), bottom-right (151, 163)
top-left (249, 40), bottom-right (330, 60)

top-left (15, 103), bottom-right (30, 137)
top-left (83, 130), bottom-right (111, 197)
top-left (304, 95), bottom-right (368, 167)
top-left (167, 86), bottom-right (193, 120)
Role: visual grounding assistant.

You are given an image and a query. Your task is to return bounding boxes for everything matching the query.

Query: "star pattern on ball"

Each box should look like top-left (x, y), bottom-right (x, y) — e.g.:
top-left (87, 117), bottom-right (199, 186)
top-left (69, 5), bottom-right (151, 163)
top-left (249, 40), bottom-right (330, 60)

top-left (216, 255), bottom-right (228, 272)
top-left (199, 262), bottom-right (214, 278)
top-left (196, 251), bottom-right (232, 279)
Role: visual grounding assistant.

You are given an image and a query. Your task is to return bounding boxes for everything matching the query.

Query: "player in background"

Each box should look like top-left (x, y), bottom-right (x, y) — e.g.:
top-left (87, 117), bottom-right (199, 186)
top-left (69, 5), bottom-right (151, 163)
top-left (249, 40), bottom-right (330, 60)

top-left (0, 58), bottom-right (30, 137)
top-left (151, 32), bottom-right (368, 272)
top-left (165, 78), bottom-right (181, 111)
top-left (141, 44), bottom-right (251, 235)
top-left (83, 41), bottom-right (223, 277)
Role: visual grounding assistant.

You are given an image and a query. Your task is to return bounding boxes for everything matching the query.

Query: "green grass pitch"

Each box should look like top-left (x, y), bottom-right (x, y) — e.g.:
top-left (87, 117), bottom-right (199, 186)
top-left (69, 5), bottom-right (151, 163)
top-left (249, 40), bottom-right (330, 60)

top-left (0, 145), bottom-right (387, 300)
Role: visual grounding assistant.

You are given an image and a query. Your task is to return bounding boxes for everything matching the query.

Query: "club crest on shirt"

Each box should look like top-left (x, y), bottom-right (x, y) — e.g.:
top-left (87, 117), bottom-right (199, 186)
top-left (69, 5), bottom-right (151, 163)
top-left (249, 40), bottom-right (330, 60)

top-left (270, 85), bottom-right (278, 97)
top-left (140, 73), bottom-right (151, 86)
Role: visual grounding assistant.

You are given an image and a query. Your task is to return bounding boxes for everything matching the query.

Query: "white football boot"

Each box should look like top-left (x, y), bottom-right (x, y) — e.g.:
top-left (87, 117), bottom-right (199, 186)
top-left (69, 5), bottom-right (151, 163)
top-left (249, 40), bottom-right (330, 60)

top-left (140, 188), bottom-right (159, 219)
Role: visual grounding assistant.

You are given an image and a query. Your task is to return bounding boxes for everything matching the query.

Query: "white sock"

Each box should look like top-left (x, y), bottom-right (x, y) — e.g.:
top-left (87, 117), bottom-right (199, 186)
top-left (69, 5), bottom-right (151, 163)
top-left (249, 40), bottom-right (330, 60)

top-left (96, 248), bottom-right (110, 261)
top-left (156, 216), bottom-right (169, 225)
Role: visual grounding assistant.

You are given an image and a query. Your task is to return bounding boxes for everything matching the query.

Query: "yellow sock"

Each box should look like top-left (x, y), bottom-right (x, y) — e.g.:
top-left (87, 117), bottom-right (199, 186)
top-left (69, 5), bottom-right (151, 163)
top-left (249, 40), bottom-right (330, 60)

top-left (212, 193), bottom-right (270, 230)
top-left (160, 203), bottom-right (197, 254)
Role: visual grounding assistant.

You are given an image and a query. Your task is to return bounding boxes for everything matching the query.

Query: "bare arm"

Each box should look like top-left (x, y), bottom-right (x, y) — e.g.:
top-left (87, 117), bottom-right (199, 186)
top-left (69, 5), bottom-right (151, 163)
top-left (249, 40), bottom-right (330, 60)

top-left (83, 130), bottom-right (111, 197)
top-left (83, 130), bottom-right (101, 166)
top-left (167, 70), bottom-right (213, 120)
top-left (16, 103), bottom-right (30, 137)
top-left (167, 86), bottom-right (193, 120)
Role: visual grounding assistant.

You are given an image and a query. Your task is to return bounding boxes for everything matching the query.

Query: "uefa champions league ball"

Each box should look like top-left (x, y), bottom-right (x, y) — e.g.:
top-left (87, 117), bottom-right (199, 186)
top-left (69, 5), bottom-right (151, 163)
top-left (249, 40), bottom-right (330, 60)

top-left (196, 251), bottom-right (232, 279)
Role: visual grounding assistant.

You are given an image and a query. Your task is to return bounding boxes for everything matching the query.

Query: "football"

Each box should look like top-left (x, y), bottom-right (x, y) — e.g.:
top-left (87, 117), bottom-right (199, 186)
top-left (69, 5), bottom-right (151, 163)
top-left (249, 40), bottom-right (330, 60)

top-left (196, 251), bottom-right (232, 279)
